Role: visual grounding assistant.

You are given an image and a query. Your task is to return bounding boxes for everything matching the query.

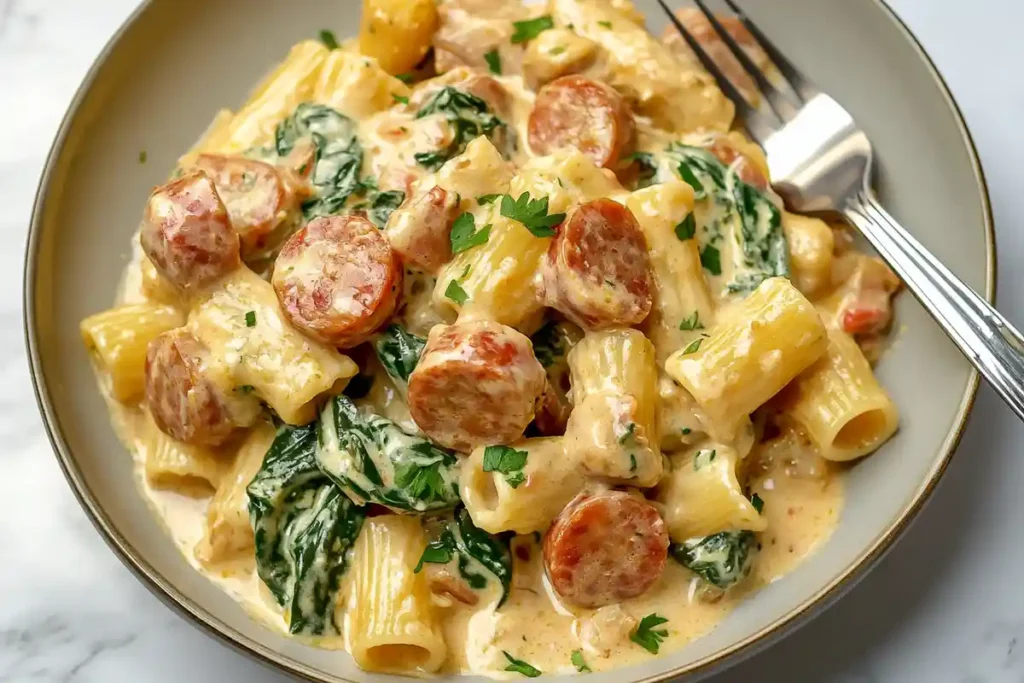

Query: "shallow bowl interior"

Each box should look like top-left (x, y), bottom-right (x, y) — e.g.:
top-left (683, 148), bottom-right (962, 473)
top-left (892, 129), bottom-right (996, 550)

top-left (25, 0), bottom-right (992, 681)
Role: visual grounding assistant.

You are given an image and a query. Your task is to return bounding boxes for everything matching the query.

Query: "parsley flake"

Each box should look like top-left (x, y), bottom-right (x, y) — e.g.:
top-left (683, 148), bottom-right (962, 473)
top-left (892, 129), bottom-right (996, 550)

top-left (450, 212), bottom-right (492, 254)
top-left (751, 492), bottom-right (765, 514)
top-left (244, 311), bottom-right (257, 327)
top-left (414, 531), bottom-right (455, 572)
top-left (629, 453), bottom-right (638, 472)
top-left (682, 337), bottom-right (704, 355)
top-left (392, 93), bottom-right (409, 105)
top-left (511, 15), bottom-right (554, 43)
top-left (675, 213), bottom-right (696, 241)
top-left (444, 279), bottom-right (469, 305)
top-left (630, 614), bottom-right (669, 654)
top-left (318, 29), bottom-right (340, 50)
top-left (618, 422), bottom-right (636, 445)
top-left (700, 244), bottom-right (722, 275)
top-left (396, 73), bottom-right (415, 84)
top-left (138, 150), bottom-right (147, 164)
top-left (682, 427), bottom-right (692, 435)
top-left (483, 445), bottom-right (529, 489)
top-left (503, 651), bottom-right (542, 677)
top-left (549, 45), bottom-right (566, 55)
top-left (598, 20), bottom-right (613, 28)
top-left (571, 650), bottom-right (591, 673)
top-left (694, 448), bottom-right (717, 470)
top-left (500, 192), bottom-right (565, 237)
top-left (679, 310), bottom-right (704, 331)
top-left (484, 49), bottom-right (502, 75)
top-left (477, 193), bottom-right (500, 205)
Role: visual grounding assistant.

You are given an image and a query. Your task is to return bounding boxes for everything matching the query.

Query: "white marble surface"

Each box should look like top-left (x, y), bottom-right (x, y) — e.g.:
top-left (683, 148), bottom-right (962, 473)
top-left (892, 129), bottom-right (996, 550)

top-left (2, 0), bottom-right (1024, 681)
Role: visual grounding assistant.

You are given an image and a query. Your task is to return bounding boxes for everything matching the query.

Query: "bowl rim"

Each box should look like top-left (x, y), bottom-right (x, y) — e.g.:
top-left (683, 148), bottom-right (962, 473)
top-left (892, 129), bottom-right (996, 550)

top-left (23, 1), bottom-right (996, 681)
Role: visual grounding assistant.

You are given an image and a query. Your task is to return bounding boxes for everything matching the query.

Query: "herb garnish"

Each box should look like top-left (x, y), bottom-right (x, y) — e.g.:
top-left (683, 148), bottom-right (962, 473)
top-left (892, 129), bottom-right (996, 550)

top-left (571, 650), bottom-right (591, 673)
top-left (630, 614), bottom-right (669, 654)
top-left (675, 213), bottom-right (696, 241)
top-left (700, 244), bottom-right (722, 275)
top-left (679, 311), bottom-right (703, 331)
top-left (319, 29), bottom-right (340, 50)
top-left (511, 16), bottom-right (554, 43)
top-left (450, 212), bottom-right (492, 254)
top-left (500, 192), bottom-right (565, 237)
top-left (444, 279), bottom-right (469, 305)
top-left (483, 445), bottom-right (528, 488)
top-left (244, 311), bottom-right (257, 327)
top-left (682, 337), bottom-right (704, 355)
top-left (484, 49), bottom-right (502, 75)
top-left (502, 651), bottom-right (542, 677)
top-left (751, 492), bottom-right (765, 514)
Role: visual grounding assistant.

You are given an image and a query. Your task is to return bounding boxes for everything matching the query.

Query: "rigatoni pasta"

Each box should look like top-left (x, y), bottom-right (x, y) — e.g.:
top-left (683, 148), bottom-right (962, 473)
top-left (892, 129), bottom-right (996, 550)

top-left (80, 303), bottom-right (184, 402)
top-left (345, 515), bottom-right (447, 674)
top-left (783, 326), bottom-right (899, 461)
top-left (666, 277), bottom-right (829, 441)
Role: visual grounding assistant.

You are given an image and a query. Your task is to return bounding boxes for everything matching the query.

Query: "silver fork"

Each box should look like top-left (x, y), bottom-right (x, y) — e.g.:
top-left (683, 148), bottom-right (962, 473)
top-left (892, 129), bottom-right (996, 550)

top-left (658, 0), bottom-right (1024, 422)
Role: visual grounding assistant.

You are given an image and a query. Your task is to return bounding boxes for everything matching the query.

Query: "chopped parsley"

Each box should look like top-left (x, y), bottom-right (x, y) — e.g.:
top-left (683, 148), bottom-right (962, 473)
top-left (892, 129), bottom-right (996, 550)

top-left (244, 311), bottom-right (257, 327)
top-left (500, 192), bottom-right (565, 237)
top-left (598, 20), bottom-right (613, 28)
top-left (318, 29), bottom-right (340, 50)
top-left (511, 15), bottom-right (554, 43)
top-left (681, 427), bottom-right (692, 435)
top-left (549, 45), bottom-right (566, 55)
top-left (450, 212), bottom-right (492, 254)
top-left (700, 244), bottom-right (722, 275)
top-left (483, 445), bottom-right (528, 489)
top-left (392, 93), bottom-right (409, 105)
top-left (236, 384), bottom-right (255, 394)
top-left (413, 531), bottom-right (455, 572)
top-left (682, 337), bottom-right (704, 355)
top-left (618, 422), bottom-right (636, 445)
top-left (484, 49), bottom-right (502, 75)
top-left (503, 651), bottom-right (542, 677)
top-left (477, 193), bottom-right (500, 205)
top-left (630, 614), bottom-right (669, 654)
top-left (571, 650), bottom-right (591, 673)
top-left (137, 150), bottom-right (147, 164)
top-left (694, 448), bottom-right (717, 470)
top-left (395, 72), bottom-right (415, 84)
top-left (675, 213), bottom-right (696, 241)
top-left (679, 311), bottom-right (703, 331)
top-left (751, 492), bottom-right (765, 514)
top-left (444, 279), bottom-right (469, 305)
top-left (629, 453), bottom-right (638, 472)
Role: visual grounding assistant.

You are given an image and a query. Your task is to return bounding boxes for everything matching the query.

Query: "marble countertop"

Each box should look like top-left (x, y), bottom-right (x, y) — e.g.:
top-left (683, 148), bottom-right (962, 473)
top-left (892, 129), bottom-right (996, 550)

top-left (3, 0), bottom-right (1024, 681)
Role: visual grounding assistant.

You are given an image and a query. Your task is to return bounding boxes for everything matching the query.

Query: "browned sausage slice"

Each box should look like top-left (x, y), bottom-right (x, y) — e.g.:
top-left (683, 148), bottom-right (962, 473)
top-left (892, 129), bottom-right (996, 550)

top-left (140, 171), bottom-right (241, 292)
top-left (539, 198), bottom-right (654, 330)
top-left (145, 329), bottom-right (239, 446)
top-left (272, 215), bottom-right (402, 348)
top-left (543, 491), bottom-right (669, 608)
top-left (192, 154), bottom-right (295, 260)
top-left (528, 76), bottom-right (635, 169)
top-left (384, 186), bottom-right (459, 274)
top-left (407, 320), bottom-right (546, 452)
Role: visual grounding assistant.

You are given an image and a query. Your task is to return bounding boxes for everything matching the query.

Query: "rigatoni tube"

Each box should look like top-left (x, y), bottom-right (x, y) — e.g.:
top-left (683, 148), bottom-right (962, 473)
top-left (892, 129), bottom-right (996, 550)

top-left (344, 515), bottom-right (447, 674)
top-left (665, 277), bottom-right (828, 441)
top-left (783, 326), bottom-right (899, 461)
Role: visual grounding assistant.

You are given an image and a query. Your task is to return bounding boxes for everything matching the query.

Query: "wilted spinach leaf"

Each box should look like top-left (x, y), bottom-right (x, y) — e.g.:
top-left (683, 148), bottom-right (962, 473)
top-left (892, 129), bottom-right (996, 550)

top-left (669, 530), bottom-right (757, 590)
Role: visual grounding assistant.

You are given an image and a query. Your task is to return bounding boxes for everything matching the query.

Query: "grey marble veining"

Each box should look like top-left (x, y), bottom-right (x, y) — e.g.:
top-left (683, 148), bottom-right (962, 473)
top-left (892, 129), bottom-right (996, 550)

top-left (3, 1), bottom-right (1024, 681)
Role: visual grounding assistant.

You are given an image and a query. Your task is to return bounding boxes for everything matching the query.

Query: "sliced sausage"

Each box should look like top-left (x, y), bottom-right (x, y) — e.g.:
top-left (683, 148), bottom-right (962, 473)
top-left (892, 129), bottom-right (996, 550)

top-left (145, 329), bottom-right (238, 446)
top-left (528, 76), bottom-right (635, 169)
top-left (385, 186), bottom-right (459, 274)
top-left (407, 320), bottom-right (546, 452)
top-left (192, 154), bottom-right (296, 260)
top-left (140, 171), bottom-right (240, 292)
top-left (543, 491), bottom-right (669, 608)
top-left (538, 199), bottom-right (654, 330)
top-left (272, 215), bottom-right (402, 348)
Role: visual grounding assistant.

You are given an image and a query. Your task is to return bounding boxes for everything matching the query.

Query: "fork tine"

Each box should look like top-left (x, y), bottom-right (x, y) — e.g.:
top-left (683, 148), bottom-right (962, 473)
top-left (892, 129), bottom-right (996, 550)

top-left (722, 0), bottom-right (819, 102)
top-left (692, 0), bottom-right (799, 122)
top-left (654, 0), bottom-right (778, 143)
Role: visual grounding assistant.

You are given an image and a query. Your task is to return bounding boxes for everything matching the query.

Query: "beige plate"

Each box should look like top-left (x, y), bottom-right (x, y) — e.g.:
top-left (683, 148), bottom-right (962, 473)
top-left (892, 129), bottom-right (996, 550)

top-left (23, 0), bottom-right (994, 681)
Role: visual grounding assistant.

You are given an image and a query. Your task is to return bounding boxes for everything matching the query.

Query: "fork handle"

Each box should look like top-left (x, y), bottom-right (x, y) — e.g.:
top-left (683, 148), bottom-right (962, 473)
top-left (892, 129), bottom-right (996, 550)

top-left (844, 191), bottom-right (1024, 420)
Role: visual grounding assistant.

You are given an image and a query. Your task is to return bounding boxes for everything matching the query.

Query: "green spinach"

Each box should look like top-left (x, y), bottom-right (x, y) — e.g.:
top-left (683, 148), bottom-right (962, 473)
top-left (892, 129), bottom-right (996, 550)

top-left (373, 324), bottom-right (426, 385)
top-left (274, 103), bottom-right (365, 220)
top-left (415, 507), bottom-right (514, 606)
top-left (413, 87), bottom-right (507, 170)
top-left (665, 142), bottom-right (788, 294)
top-left (247, 424), bottom-right (366, 636)
top-left (670, 530), bottom-right (757, 590)
top-left (316, 396), bottom-right (461, 513)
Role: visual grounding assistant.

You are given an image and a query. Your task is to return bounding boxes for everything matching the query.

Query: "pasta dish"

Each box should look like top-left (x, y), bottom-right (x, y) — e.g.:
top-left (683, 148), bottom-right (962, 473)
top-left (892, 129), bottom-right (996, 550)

top-left (79, 0), bottom-right (902, 677)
